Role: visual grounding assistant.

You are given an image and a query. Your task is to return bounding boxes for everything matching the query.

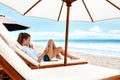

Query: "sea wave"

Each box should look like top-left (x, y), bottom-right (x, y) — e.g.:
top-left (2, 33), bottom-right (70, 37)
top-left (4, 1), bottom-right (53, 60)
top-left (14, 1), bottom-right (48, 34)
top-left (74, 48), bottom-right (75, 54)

top-left (32, 39), bottom-right (120, 57)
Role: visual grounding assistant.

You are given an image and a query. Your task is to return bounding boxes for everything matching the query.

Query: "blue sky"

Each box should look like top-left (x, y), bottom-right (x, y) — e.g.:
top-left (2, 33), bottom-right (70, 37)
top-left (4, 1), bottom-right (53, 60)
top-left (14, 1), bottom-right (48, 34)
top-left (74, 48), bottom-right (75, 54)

top-left (0, 4), bottom-right (120, 40)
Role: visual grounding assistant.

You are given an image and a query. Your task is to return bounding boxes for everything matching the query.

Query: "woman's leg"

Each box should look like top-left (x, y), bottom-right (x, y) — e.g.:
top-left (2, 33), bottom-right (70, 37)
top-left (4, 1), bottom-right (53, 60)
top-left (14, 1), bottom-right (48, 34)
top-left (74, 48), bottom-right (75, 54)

top-left (52, 40), bottom-right (63, 59)
top-left (52, 47), bottom-right (79, 60)
top-left (46, 39), bottom-right (54, 60)
top-left (46, 39), bottom-right (56, 49)
top-left (38, 39), bottom-right (61, 61)
top-left (46, 39), bottom-right (79, 60)
top-left (46, 39), bottom-right (61, 60)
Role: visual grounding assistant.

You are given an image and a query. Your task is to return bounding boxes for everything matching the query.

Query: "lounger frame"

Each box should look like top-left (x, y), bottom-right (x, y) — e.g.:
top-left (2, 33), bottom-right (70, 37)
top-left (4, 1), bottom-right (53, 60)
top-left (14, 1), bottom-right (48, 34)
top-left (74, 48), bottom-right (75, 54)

top-left (1, 54), bottom-right (120, 80)
top-left (19, 53), bottom-right (88, 69)
top-left (0, 55), bottom-right (24, 80)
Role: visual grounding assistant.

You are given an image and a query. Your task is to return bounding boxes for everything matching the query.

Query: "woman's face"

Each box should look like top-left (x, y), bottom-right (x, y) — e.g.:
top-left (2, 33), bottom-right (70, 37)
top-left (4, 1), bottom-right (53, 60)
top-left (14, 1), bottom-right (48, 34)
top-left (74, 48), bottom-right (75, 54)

top-left (22, 37), bottom-right (31, 46)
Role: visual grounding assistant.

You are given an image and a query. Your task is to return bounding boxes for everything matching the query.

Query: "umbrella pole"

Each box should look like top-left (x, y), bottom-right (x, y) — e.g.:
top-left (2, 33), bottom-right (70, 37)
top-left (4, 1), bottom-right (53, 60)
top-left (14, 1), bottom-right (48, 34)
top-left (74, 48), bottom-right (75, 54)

top-left (64, 5), bottom-right (70, 66)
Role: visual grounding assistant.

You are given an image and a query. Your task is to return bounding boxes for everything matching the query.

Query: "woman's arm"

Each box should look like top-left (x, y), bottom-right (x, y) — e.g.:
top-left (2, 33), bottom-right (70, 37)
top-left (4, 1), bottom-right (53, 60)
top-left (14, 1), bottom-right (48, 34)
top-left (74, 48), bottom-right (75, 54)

top-left (37, 49), bottom-right (49, 62)
top-left (22, 46), bottom-right (38, 61)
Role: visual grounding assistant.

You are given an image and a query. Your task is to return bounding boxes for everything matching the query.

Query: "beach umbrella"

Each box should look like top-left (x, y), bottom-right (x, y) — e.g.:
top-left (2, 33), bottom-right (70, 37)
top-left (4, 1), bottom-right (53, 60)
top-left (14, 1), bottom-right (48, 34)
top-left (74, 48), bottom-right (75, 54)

top-left (0, 0), bottom-right (120, 65)
top-left (0, 15), bottom-right (29, 31)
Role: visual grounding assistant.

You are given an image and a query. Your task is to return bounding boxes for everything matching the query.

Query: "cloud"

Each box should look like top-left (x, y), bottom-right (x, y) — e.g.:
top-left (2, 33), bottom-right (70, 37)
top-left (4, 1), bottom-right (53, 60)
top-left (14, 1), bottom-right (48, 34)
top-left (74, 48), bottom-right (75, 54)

top-left (69, 29), bottom-right (106, 39)
top-left (109, 30), bottom-right (120, 34)
top-left (14, 25), bottom-right (120, 40)
top-left (28, 30), bottom-right (120, 40)
top-left (89, 25), bottom-right (102, 32)
top-left (29, 32), bottom-right (65, 40)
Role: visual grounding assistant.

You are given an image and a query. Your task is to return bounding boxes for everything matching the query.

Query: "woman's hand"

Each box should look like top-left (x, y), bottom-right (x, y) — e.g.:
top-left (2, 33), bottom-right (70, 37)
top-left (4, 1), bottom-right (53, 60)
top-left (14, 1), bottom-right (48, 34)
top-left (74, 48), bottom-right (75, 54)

top-left (43, 48), bottom-right (49, 53)
top-left (29, 44), bottom-right (33, 48)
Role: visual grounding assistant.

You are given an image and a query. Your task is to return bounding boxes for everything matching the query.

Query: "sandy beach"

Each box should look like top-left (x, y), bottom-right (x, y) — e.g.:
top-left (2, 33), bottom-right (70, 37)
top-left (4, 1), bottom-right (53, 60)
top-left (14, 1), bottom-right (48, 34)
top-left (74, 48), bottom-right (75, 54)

top-left (34, 44), bottom-right (120, 70)
top-left (69, 51), bottom-right (120, 70)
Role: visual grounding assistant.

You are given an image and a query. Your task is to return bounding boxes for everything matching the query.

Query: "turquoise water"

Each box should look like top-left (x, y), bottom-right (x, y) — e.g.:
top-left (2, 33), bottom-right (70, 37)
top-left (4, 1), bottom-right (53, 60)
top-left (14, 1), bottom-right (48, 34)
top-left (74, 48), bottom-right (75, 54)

top-left (32, 39), bottom-right (120, 57)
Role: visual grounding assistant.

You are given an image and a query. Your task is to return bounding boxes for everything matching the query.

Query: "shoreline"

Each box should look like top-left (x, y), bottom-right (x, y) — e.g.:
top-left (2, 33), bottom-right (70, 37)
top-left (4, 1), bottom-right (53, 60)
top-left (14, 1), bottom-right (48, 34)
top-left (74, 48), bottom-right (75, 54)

top-left (33, 45), bottom-right (120, 70)
top-left (69, 51), bottom-right (120, 70)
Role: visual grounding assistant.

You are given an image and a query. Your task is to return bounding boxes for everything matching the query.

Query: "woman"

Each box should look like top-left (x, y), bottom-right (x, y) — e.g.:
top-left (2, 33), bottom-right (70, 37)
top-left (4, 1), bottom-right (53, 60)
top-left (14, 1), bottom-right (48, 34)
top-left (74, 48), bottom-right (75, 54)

top-left (17, 32), bottom-right (79, 62)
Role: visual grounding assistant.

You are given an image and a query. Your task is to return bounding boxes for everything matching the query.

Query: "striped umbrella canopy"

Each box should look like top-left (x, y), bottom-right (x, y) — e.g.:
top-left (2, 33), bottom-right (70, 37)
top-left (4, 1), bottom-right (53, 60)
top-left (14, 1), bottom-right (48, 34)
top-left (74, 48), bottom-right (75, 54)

top-left (0, 15), bottom-right (29, 31)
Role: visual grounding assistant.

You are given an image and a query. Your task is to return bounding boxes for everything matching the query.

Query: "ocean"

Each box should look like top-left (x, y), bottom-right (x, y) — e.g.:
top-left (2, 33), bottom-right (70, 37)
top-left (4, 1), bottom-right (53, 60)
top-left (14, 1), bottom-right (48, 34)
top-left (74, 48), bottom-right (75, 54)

top-left (32, 39), bottom-right (120, 57)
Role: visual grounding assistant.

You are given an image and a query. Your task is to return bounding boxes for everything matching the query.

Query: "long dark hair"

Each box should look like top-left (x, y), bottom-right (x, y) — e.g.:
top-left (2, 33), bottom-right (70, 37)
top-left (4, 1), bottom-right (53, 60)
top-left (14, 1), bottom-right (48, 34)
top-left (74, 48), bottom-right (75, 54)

top-left (17, 32), bottom-right (30, 45)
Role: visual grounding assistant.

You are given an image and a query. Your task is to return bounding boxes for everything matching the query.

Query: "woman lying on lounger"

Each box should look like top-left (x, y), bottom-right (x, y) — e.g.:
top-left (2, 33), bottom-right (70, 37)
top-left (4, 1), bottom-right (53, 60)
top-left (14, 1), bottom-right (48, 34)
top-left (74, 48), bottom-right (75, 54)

top-left (17, 32), bottom-right (79, 62)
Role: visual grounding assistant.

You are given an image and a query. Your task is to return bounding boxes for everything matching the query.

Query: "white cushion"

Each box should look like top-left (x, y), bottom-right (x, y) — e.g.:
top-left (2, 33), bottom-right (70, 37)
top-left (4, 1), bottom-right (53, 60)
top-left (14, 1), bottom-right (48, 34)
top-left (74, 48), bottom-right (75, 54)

top-left (0, 37), bottom-right (41, 80)
top-left (0, 22), bottom-right (23, 49)
top-left (0, 22), bottom-right (17, 47)
top-left (0, 38), bottom-right (119, 80)
top-left (0, 35), bottom-right (40, 66)
top-left (0, 22), bottom-right (40, 66)
top-left (33, 64), bottom-right (119, 80)
top-left (13, 45), bottom-right (40, 66)
top-left (40, 58), bottom-right (87, 66)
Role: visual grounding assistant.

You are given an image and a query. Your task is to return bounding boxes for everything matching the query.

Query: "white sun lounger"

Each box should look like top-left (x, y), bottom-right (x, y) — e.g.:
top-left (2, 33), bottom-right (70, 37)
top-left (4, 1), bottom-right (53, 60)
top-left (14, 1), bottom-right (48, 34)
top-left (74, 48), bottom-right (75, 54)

top-left (0, 40), bottom-right (119, 80)
top-left (0, 22), bottom-right (87, 69)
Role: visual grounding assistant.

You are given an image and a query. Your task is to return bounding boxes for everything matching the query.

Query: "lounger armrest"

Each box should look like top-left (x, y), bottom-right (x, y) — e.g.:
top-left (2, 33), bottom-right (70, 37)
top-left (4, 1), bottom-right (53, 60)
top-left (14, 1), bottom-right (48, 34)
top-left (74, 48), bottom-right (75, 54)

top-left (102, 75), bottom-right (120, 80)
top-left (0, 39), bottom-right (40, 80)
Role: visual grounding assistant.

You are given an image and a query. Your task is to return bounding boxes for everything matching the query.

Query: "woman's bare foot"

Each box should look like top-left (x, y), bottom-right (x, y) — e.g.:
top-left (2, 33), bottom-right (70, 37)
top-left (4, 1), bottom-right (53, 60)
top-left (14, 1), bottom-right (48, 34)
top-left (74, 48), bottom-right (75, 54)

top-left (70, 57), bottom-right (80, 60)
top-left (56, 54), bottom-right (62, 59)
